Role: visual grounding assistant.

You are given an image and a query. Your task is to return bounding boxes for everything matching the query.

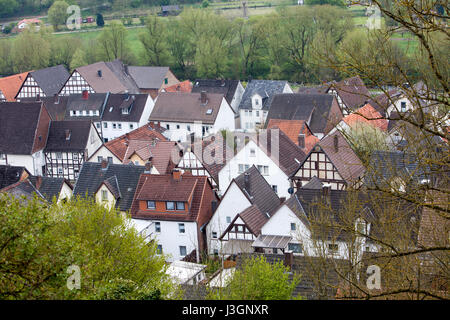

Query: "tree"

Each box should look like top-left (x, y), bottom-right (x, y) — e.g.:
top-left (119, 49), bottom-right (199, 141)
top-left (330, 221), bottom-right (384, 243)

top-left (139, 15), bottom-right (169, 66)
top-left (48, 1), bottom-right (69, 31)
top-left (70, 48), bottom-right (88, 71)
top-left (11, 28), bottom-right (51, 73)
top-left (0, 194), bottom-right (177, 299)
top-left (97, 21), bottom-right (131, 62)
top-left (96, 13), bottom-right (105, 27)
top-left (0, 0), bottom-right (19, 18)
top-left (207, 255), bottom-right (302, 300)
top-left (50, 36), bottom-right (82, 70)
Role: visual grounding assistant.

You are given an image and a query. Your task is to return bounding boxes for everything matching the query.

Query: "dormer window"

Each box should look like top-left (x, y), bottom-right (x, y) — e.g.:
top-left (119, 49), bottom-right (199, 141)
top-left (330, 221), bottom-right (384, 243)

top-left (121, 108), bottom-right (129, 115)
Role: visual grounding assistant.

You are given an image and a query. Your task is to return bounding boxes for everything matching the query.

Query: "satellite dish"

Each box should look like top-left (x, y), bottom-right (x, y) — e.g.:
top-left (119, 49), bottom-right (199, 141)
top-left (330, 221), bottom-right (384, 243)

top-left (288, 187), bottom-right (294, 194)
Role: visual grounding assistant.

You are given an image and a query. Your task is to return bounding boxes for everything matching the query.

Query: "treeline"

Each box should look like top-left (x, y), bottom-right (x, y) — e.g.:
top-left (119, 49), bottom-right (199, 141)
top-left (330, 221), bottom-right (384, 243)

top-left (0, 6), bottom-right (424, 85)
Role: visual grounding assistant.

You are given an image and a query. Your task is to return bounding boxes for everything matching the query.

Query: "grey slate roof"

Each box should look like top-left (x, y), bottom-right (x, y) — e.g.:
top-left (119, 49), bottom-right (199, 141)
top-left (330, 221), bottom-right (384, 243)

top-left (21, 96), bottom-right (69, 121)
top-left (102, 93), bottom-right (149, 122)
top-left (238, 80), bottom-right (288, 110)
top-left (64, 93), bottom-right (108, 121)
top-left (0, 102), bottom-right (43, 155)
top-left (1, 180), bottom-right (44, 202)
top-left (29, 65), bottom-right (70, 96)
top-left (0, 165), bottom-right (29, 189)
top-left (265, 93), bottom-right (336, 134)
top-left (127, 66), bottom-right (169, 90)
top-left (301, 176), bottom-right (324, 190)
top-left (73, 162), bottom-right (145, 212)
top-left (192, 79), bottom-right (240, 107)
top-left (28, 176), bottom-right (68, 203)
top-left (44, 120), bottom-right (92, 152)
top-left (234, 165), bottom-right (280, 217)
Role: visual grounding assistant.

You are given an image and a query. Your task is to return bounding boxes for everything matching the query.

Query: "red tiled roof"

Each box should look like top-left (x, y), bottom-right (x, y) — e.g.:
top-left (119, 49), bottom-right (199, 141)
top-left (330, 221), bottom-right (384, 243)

top-left (343, 103), bottom-right (388, 131)
top-left (0, 72), bottom-right (29, 101)
top-left (163, 80), bottom-right (192, 93)
top-left (266, 119), bottom-right (320, 154)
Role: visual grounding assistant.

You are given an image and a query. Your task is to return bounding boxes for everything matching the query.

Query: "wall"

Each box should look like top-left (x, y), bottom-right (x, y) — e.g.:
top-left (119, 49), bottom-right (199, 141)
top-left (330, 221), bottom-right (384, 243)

top-left (206, 181), bottom-right (251, 255)
top-left (101, 121), bottom-right (140, 142)
top-left (138, 95), bottom-right (155, 127)
top-left (58, 182), bottom-right (73, 203)
top-left (95, 185), bottom-right (116, 210)
top-left (88, 146), bottom-right (121, 164)
top-left (86, 124), bottom-right (103, 158)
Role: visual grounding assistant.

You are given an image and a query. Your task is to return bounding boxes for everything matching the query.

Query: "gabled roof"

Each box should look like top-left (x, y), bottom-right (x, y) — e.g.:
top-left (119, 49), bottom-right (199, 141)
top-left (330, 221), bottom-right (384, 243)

top-left (367, 90), bottom-right (402, 117)
top-left (266, 93), bottom-right (337, 134)
top-left (314, 130), bottom-right (365, 183)
top-left (149, 92), bottom-right (228, 124)
top-left (0, 165), bottom-right (29, 190)
top-left (44, 120), bottom-right (92, 152)
top-left (239, 80), bottom-right (289, 110)
top-left (237, 205), bottom-right (269, 237)
top-left (73, 162), bottom-right (145, 212)
top-left (0, 102), bottom-right (45, 155)
top-left (266, 119), bottom-right (319, 154)
top-left (20, 95), bottom-right (69, 121)
top-left (101, 93), bottom-right (149, 122)
top-left (233, 165), bottom-right (280, 217)
top-left (131, 173), bottom-right (213, 223)
top-left (343, 103), bottom-right (388, 131)
top-left (65, 92), bottom-right (108, 119)
top-left (25, 65), bottom-right (70, 97)
top-left (0, 72), bottom-right (28, 101)
top-left (102, 175), bottom-right (121, 199)
top-left (329, 76), bottom-right (370, 111)
top-left (127, 66), bottom-right (170, 90)
top-left (73, 60), bottom-right (139, 94)
top-left (163, 80), bottom-right (192, 93)
top-left (192, 79), bottom-right (240, 109)
top-left (28, 176), bottom-right (70, 203)
top-left (0, 179), bottom-right (44, 202)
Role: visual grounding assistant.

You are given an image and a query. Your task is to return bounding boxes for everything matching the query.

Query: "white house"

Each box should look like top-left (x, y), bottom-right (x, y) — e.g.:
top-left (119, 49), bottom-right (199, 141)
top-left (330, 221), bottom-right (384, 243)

top-left (149, 92), bottom-right (235, 143)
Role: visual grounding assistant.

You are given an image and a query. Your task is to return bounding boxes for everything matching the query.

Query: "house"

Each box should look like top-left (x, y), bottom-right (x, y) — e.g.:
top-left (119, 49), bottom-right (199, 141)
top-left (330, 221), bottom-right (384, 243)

top-left (265, 93), bottom-right (343, 139)
top-left (88, 123), bottom-right (168, 166)
top-left (326, 76), bottom-right (371, 115)
top-left (266, 119), bottom-right (320, 154)
top-left (1, 175), bottom-right (72, 204)
top-left (149, 92), bottom-right (235, 142)
top-left (216, 129), bottom-right (306, 197)
top-left (72, 161), bottom-right (145, 213)
top-left (160, 5), bottom-right (181, 16)
top-left (64, 91), bottom-right (155, 142)
top-left (17, 18), bottom-right (42, 31)
top-left (43, 120), bottom-right (103, 181)
top-left (238, 80), bottom-right (293, 131)
top-left (0, 165), bottom-right (31, 190)
top-left (162, 80), bottom-right (193, 93)
top-left (126, 66), bottom-right (179, 99)
top-left (59, 59), bottom-right (140, 95)
top-left (130, 170), bottom-right (219, 262)
top-left (0, 102), bottom-right (51, 176)
top-left (0, 72), bottom-right (29, 101)
top-left (290, 130), bottom-right (365, 191)
top-left (15, 65), bottom-right (70, 100)
top-left (206, 165), bottom-right (281, 256)
top-left (192, 79), bottom-right (245, 114)
top-left (341, 103), bottom-right (388, 132)
top-left (166, 261), bottom-right (207, 285)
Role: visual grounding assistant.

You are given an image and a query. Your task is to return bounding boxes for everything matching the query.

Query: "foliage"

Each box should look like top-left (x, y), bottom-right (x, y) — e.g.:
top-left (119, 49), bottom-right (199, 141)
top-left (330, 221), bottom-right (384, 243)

top-left (70, 48), bottom-right (88, 71)
top-left (0, 194), bottom-right (175, 299)
top-left (96, 13), bottom-right (105, 27)
top-left (201, 0), bottom-right (209, 8)
top-left (97, 21), bottom-right (135, 63)
top-left (11, 28), bottom-right (51, 73)
top-left (207, 255), bottom-right (302, 300)
top-left (0, 0), bottom-right (19, 18)
top-left (48, 1), bottom-right (69, 31)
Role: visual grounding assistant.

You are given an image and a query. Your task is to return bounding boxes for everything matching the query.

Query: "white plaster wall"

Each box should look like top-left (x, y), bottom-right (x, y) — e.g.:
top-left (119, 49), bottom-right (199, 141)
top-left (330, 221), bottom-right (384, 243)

top-left (88, 146), bottom-right (121, 164)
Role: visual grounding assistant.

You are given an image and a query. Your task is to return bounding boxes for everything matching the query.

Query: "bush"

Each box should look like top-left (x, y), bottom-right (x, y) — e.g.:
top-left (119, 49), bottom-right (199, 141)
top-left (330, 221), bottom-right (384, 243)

top-left (96, 13), bottom-right (105, 27)
top-left (202, 0), bottom-right (209, 8)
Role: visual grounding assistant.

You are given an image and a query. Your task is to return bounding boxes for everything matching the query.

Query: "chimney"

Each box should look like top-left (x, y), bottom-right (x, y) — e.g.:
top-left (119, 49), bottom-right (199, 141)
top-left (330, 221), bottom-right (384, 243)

top-left (244, 172), bottom-right (250, 194)
top-left (200, 91), bottom-right (207, 104)
top-left (54, 94), bottom-right (60, 104)
top-left (333, 135), bottom-right (339, 152)
top-left (101, 159), bottom-right (108, 170)
top-left (35, 176), bottom-right (42, 190)
top-left (284, 251), bottom-right (294, 270)
top-left (65, 129), bottom-right (71, 141)
top-left (298, 133), bottom-right (305, 149)
top-left (144, 157), bottom-right (153, 173)
top-left (97, 69), bottom-right (102, 77)
top-left (280, 197), bottom-right (286, 203)
top-left (82, 90), bottom-right (89, 100)
top-left (172, 169), bottom-right (182, 181)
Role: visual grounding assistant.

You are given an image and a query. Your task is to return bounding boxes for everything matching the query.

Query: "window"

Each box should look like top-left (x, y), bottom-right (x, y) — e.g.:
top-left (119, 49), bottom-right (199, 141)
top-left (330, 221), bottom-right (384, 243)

top-left (112, 123), bottom-right (117, 129)
top-left (101, 190), bottom-right (108, 201)
top-left (73, 154), bottom-right (78, 160)
top-left (164, 78), bottom-right (168, 84)
top-left (104, 122), bottom-right (108, 129)
top-left (290, 223), bottom-right (296, 231)
top-left (166, 124), bottom-right (170, 130)
top-left (250, 148), bottom-right (256, 157)
top-left (96, 123), bottom-right (100, 129)
top-left (179, 246), bottom-right (187, 256)
top-left (288, 243), bottom-right (303, 253)
top-left (206, 109), bottom-right (213, 115)
top-left (328, 243), bottom-right (339, 253)
top-left (256, 111), bottom-right (259, 117)
top-left (176, 124), bottom-right (180, 129)
top-left (213, 249), bottom-right (219, 255)
top-left (97, 156), bottom-right (103, 162)
top-left (107, 157), bottom-right (113, 164)
top-left (0, 153), bottom-right (5, 160)
top-left (166, 201), bottom-right (175, 210)
top-left (212, 232), bottom-right (217, 239)
top-left (147, 200), bottom-right (156, 209)
top-left (155, 222), bottom-right (161, 232)
top-left (401, 101), bottom-right (407, 112)
top-left (56, 152), bottom-right (63, 160)
top-left (179, 223), bottom-right (185, 233)
top-left (272, 185), bottom-right (278, 193)
top-left (157, 245), bottom-right (162, 254)
top-left (89, 110), bottom-right (93, 116)
top-left (118, 123), bottom-right (122, 129)
top-left (257, 165), bottom-right (269, 175)
top-left (176, 201), bottom-right (185, 210)
top-left (187, 125), bottom-right (191, 132)
top-left (238, 164), bottom-right (244, 173)
top-left (129, 124), bottom-right (134, 129)
top-left (58, 168), bottom-right (63, 175)
top-left (226, 216), bottom-right (231, 223)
